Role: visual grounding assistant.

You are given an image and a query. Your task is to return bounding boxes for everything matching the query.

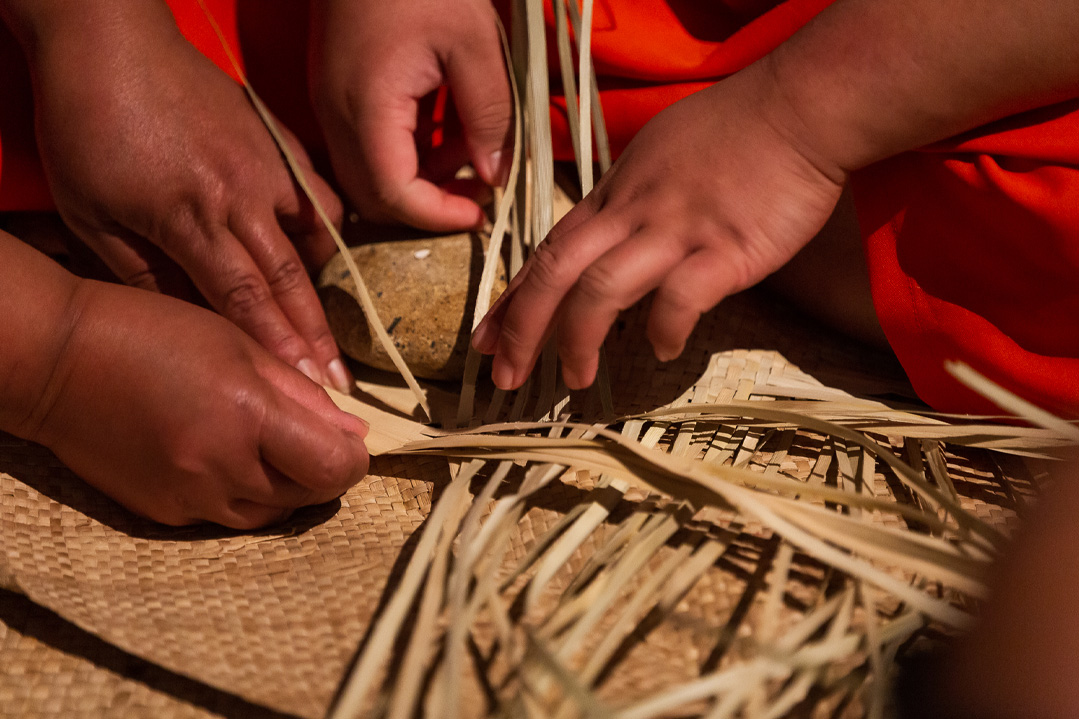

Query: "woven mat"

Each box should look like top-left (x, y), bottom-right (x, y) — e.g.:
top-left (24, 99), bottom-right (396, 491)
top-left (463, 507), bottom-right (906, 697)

top-left (0, 288), bottom-right (1029, 718)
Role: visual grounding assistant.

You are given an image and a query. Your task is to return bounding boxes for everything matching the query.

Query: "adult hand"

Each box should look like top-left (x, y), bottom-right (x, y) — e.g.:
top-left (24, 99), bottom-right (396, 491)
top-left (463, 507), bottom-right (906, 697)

top-left (32, 278), bottom-right (370, 529)
top-left (20, 1), bottom-right (351, 392)
top-left (472, 65), bottom-right (847, 390)
top-left (310, 0), bottom-right (513, 231)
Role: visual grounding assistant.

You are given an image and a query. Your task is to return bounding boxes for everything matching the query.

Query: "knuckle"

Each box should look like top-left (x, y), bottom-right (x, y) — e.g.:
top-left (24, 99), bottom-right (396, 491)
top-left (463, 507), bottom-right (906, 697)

top-left (575, 263), bottom-right (621, 305)
top-left (495, 320), bottom-right (530, 357)
top-left (154, 194), bottom-right (224, 252)
top-left (581, 190), bottom-right (606, 216)
top-left (121, 268), bottom-right (162, 292)
top-left (155, 203), bottom-right (199, 250)
top-left (466, 98), bottom-right (513, 140)
top-left (221, 274), bottom-right (272, 320)
top-left (264, 257), bottom-right (309, 297)
top-left (269, 332), bottom-right (310, 366)
top-left (309, 328), bottom-right (342, 359)
top-left (655, 283), bottom-right (701, 314)
top-left (527, 243), bottom-right (575, 294)
top-left (719, 253), bottom-right (755, 294)
top-left (319, 185), bottom-right (345, 227)
top-left (197, 173), bottom-right (231, 212)
top-left (372, 180), bottom-right (407, 216)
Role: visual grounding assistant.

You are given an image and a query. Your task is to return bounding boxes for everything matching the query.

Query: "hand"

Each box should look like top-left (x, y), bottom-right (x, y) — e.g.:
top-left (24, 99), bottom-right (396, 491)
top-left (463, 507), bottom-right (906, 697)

top-left (472, 66), bottom-right (847, 390)
top-left (30, 278), bottom-right (370, 529)
top-left (22, 1), bottom-right (352, 392)
top-left (309, 0), bottom-right (512, 231)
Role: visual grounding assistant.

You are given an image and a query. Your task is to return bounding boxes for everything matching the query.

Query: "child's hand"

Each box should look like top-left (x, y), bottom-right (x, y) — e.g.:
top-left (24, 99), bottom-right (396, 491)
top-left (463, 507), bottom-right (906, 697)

top-left (31, 278), bottom-right (370, 529)
top-left (472, 67), bottom-right (846, 390)
top-left (309, 0), bottom-right (512, 231)
top-left (16, 1), bottom-right (351, 393)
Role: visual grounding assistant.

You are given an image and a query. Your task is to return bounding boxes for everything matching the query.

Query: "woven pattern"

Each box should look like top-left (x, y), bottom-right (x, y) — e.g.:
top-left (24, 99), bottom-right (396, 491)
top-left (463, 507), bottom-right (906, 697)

top-left (0, 289), bottom-right (1033, 718)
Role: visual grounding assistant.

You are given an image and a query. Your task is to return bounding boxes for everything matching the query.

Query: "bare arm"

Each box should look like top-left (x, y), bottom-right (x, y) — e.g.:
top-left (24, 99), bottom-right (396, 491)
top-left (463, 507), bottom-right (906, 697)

top-left (765, 0), bottom-right (1079, 172)
top-left (0, 230), bottom-right (81, 439)
top-left (0, 0), bottom-right (172, 49)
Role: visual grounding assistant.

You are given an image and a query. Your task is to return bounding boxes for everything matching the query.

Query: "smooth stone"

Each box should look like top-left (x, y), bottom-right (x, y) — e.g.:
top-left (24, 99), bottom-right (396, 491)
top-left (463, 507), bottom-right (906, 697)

top-left (318, 232), bottom-right (507, 381)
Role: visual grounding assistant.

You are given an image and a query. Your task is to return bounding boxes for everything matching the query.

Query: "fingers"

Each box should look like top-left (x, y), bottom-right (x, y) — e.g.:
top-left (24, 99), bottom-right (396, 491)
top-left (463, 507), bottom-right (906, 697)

top-left (156, 209), bottom-right (351, 393)
top-left (480, 211), bottom-right (634, 390)
top-left (475, 210), bottom-right (740, 391)
top-left (647, 247), bottom-right (742, 361)
top-left (214, 138), bottom-right (350, 392)
top-left (78, 226), bottom-right (198, 301)
top-left (270, 362), bottom-right (370, 440)
top-left (230, 217), bottom-right (343, 372)
top-left (314, 2), bottom-right (508, 232)
top-left (443, 28), bottom-right (514, 187)
top-left (205, 364), bottom-right (369, 528)
top-left (354, 98), bottom-right (488, 231)
top-left (556, 231), bottom-right (687, 388)
top-left (258, 389), bottom-right (370, 501)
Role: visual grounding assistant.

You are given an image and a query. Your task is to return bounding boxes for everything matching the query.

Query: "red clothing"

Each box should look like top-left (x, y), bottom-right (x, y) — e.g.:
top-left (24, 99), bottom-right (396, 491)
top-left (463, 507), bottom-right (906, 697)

top-left (1, 0), bottom-right (1077, 416)
top-left (854, 107), bottom-right (1079, 416)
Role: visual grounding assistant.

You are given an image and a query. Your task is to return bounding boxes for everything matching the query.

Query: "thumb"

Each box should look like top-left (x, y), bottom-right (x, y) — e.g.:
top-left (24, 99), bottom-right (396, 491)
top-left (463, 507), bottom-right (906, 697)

top-left (444, 31), bottom-right (514, 187)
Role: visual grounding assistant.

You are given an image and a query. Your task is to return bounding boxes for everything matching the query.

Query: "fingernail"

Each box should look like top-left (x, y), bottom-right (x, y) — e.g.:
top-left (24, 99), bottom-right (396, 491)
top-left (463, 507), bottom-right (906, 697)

top-left (488, 149), bottom-right (509, 186)
top-left (654, 343), bottom-right (684, 363)
top-left (327, 358), bottom-right (353, 395)
top-left (472, 318), bottom-right (497, 354)
top-left (491, 355), bottom-right (515, 390)
top-left (297, 358), bottom-right (320, 383)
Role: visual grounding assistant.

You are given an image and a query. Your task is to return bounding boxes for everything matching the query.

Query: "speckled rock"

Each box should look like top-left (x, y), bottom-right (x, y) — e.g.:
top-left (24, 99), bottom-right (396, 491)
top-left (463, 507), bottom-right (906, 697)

top-left (318, 232), bottom-right (507, 380)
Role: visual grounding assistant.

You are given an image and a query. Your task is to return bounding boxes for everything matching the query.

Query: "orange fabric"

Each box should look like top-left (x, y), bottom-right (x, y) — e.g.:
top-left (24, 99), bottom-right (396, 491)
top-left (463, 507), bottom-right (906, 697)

top-left (852, 103), bottom-right (1079, 416)
top-left (1, 0), bottom-right (1077, 415)
top-left (502, 0), bottom-right (838, 160)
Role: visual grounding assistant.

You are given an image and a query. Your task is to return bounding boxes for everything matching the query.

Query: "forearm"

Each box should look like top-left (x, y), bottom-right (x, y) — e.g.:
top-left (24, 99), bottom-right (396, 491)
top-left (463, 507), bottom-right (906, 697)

top-left (0, 232), bottom-right (84, 442)
top-left (760, 0), bottom-right (1079, 172)
top-left (0, 0), bottom-right (180, 61)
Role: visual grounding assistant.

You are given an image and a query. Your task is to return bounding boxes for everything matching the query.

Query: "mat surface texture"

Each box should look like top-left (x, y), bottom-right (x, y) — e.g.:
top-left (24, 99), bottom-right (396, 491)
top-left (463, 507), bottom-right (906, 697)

top-left (0, 289), bottom-right (1034, 718)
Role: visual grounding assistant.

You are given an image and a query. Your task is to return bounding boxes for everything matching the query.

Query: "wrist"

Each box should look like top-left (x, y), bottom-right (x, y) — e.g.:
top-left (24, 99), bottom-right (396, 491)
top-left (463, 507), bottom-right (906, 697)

top-left (753, 0), bottom-right (1079, 174)
top-left (0, 234), bottom-right (86, 446)
top-left (752, 40), bottom-right (885, 177)
top-left (719, 57), bottom-right (849, 187)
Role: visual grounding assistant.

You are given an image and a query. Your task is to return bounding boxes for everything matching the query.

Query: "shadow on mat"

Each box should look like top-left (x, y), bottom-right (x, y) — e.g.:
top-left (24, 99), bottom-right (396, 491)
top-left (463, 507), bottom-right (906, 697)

top-left (0, 588), bottom-right (302, 719)
top-left (604, 287), bottom-right (914, 417)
